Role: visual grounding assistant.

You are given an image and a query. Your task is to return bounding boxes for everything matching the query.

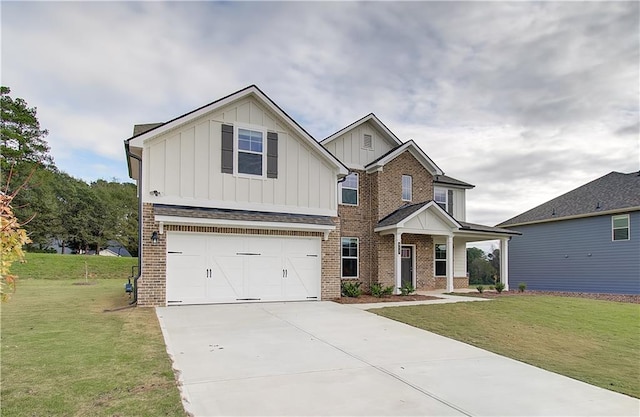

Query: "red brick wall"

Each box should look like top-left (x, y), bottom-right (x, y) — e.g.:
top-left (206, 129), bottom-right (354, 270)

top-left (435, 277), bottom-right (470, 290)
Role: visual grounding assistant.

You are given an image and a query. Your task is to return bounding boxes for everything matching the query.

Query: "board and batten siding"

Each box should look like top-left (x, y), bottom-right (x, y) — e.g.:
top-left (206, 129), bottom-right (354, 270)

top-left (323, 121), bottom-right (395, 168)
top-left (142, 98), bottom-right (338, 216)
top-left (450, 188), bottom-right (466, 221)
top-left (508, 211), bottom-right (640, 294)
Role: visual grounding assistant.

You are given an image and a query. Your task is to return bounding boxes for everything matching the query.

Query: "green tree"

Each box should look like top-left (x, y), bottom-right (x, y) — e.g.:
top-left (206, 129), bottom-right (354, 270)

top-left (91, 180), bottom-right (138, 256)
top-left (1, 86), bottom-right (53, 181)
top-left (488, 247), bottom-right (501, 280)
top-left (467, 247), bottom-right (497, 285)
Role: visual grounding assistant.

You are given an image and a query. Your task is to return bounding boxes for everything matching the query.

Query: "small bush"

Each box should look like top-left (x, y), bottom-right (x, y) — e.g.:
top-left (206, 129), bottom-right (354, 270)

top-left (476, 285), bottom-right (484, 293)
top-left (495, 282), bottom-right (505, 293)
top-left (518, 282), bottom-right (527, 293)
top-left (399, 282), bottom-right (416, 296)
top-left (489, 285), bottom-right (495, 290)
top-left (370, 283), bottom-right (382, 297)
top-left (341, 281), bottom-right (362, 298)
top-left (371, 283), bottom-right (396, 297)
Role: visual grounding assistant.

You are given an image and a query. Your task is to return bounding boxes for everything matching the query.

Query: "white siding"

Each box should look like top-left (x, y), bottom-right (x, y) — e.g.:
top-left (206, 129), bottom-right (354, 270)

top-left (403, 210), bottom-right (454, 235)
top-left (142, 97), bottom-right (338, 216)
top-left (323, 121), bottom-right (395, 168)
top-left (452, 188), bottom-right (466, 221)
top-left (453, 239), bottom-right (467, 277)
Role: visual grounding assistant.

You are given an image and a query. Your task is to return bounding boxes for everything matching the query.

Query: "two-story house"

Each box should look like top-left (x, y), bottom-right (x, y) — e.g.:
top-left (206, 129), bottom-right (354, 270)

top-left (125, 85), bottom-right (518, 306)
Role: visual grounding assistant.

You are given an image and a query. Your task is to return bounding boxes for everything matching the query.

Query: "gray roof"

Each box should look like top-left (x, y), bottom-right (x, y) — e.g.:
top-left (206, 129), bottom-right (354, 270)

top-left (458, 221), bottom-right (521, 235)
top-left (377, 202), bottom-right (430, 227)
top-left (434, 174), bottom-right (474, 189)
top-left (377, 201), bottom-right (519, 235)
top-left (154, 204), bottom-right (335, 226)
top-left (498, 171), bottom-right (640, 227)
top-left (132, 123), bottom-right (163, 137)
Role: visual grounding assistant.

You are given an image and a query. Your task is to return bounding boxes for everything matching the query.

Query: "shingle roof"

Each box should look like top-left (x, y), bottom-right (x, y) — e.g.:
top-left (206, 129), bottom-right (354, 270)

top-left (376, 202), bottom-right (430, 228)
top-left (498, 171), bottom-right (640, 227)
top-left (132, 123), bottom-right (163, 137)
top-left (434, 174), bottom-right (474, 189)
top-left (458, 221), bottom-right (521, 235)
top-left (153, 204), bottom-right (335, 226)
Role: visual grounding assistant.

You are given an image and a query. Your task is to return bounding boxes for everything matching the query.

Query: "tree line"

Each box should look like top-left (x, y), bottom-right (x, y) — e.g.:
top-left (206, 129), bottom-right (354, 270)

top-left (467, 246), bottom-right (500, 285)
top-left (1, 86), bottom-right (139, 256)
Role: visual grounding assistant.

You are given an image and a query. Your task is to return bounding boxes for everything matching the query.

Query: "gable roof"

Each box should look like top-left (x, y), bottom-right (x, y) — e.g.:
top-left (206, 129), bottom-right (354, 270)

top-left (321, 113), bottom-right (403, 148)
top-left (124, 85), bottom-right (348, 178)
top-left (434, 174), bottom-right (475, 189)
top-left (498, 171), bottom-right (640, 227)
top-left (365, 140), bottom-right (444, 176)
top-left (376, 200), bottom-right (461, 229)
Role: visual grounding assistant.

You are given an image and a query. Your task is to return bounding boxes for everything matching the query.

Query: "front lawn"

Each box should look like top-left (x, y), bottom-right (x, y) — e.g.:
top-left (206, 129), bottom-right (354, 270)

top-left (1, 278), bottom-right (185, 416)
top-left (371, 296), bottom-right (640, 398)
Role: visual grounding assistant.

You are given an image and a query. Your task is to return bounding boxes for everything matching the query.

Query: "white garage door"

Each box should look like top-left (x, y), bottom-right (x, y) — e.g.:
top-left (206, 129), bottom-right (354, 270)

top-left (166, 232), bottom-right (321, 305)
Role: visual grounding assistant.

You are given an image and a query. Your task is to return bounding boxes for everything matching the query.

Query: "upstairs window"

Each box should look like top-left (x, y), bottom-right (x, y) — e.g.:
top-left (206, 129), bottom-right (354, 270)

top-left (612, 214), bottom-right (630, 241)
top-left (237, 128), bottom-right (264, 176)
top-left (434, 187), bottom-right (447, 211)
top-left (402, 175), bottom-right (412, 201)
top-left (340, 173), bottom-right (358, 205)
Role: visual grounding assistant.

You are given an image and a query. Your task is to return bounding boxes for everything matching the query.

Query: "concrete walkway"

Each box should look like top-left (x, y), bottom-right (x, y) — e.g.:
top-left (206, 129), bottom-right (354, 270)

top-left (157, 301), bottom-right (639, 416)
top-left (346, 291), bottom-right (491, 309)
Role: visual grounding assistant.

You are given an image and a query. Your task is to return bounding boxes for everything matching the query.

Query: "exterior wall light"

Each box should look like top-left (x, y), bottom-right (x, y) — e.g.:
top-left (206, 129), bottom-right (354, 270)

top-left (151, 231), bottom-right (159, 245)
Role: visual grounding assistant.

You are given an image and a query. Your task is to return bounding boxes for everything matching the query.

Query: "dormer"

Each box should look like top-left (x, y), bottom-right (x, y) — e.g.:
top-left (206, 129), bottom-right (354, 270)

top-left (433, 174), bottom-right (474, 221)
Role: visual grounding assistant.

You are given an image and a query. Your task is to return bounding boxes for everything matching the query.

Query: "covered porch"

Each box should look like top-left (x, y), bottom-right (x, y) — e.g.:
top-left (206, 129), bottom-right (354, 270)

top-left (375, 202), bottom-right (520, 293)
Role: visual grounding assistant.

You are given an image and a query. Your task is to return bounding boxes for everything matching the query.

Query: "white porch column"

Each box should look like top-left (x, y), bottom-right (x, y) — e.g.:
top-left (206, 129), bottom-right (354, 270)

top-left (394, 232), bottom-right (403, 294)
top-left (446, 234), bottom-right (454, 292)
top-left (500, 237), bottom-right (509, 291)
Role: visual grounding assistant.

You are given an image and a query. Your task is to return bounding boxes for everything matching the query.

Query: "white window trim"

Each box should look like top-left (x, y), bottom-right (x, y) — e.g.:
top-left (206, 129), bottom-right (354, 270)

top-left (234, 124), bottom-right (267, 179)
top-left (434, 243), bottom-right (447, 277)
top-left (612, 214), bottom-right (630, 241)
top-left (402, 175), bottom-right (412, 201)
top-left (434, 187), bottom-right (448, 211)
top-left (341, 237), bottom-right (359, 278)
top-left (339, 173), bottom-right (359, 206)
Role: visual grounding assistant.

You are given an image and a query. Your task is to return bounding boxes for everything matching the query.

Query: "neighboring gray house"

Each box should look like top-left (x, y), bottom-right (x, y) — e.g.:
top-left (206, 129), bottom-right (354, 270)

top-left (498, 171), bottom-right (640, 294)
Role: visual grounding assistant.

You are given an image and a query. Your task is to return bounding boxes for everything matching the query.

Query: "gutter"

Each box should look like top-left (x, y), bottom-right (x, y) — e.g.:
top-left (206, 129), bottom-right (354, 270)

top-left (125, 140), bottom-right (142, 305)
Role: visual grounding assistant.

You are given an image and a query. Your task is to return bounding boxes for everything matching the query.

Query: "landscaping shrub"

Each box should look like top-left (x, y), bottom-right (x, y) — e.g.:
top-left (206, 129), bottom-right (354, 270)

top-left (518, 282), bottom-right (527, 292)
top-left (495, 282), bottom-right (505, 293)
top-left (476, 285), bottom-right (484, 293)
top-left (341, 281), bottom-right (362, 298)
top-left (382, 285), bottom-right (394, 296)
top-left (370, 282), bottom-right (394, 297)
top-left (399, 282), bottom-right (416, 296)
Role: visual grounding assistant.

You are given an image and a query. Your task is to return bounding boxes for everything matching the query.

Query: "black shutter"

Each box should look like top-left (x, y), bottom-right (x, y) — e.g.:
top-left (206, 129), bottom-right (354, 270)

top-left (267, 131), bottom-right (278, 179)
top-left (447, 189), bottom-right (454, 216)
top-left (221, 124), bottom-right (233, 174)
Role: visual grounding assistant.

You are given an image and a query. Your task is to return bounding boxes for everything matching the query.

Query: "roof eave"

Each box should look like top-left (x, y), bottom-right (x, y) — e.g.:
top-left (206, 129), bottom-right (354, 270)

top-left (498, 206), bottom-right (640, 228)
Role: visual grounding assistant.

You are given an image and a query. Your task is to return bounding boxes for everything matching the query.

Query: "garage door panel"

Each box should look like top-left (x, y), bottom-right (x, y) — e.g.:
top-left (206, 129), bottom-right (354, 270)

top-left (246, 255), bottom-right (282, 300)
top-left (209, 256), bottom-right (244, 301)
top-left (167, 232), bottom-right (321, 305)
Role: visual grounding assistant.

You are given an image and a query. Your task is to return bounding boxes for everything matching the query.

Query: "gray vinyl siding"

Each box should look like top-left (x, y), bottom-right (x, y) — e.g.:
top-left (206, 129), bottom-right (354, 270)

top-left (508, 211), bottom-right (640, 294)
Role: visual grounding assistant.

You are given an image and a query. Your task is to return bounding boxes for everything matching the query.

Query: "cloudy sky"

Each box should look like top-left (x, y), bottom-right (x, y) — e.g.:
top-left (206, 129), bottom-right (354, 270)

top-left (2, 1), bottom-right (638, 231)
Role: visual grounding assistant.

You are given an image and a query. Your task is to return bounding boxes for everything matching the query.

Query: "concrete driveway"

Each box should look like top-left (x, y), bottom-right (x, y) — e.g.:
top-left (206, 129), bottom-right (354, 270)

top-left (156, 301), bottom-right (639, 416)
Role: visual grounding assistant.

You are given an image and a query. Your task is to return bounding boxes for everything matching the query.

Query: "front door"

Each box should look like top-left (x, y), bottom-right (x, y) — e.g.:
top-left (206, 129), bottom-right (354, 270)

top-left (401, 245), bottom-right (414, 288)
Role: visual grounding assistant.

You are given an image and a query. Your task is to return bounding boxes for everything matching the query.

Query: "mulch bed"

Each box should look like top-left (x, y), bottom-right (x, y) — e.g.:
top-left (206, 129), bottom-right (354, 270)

top-left (333, 294), bottom-right (441, 304)
top-left (457, 290), bottom-right (640, 304)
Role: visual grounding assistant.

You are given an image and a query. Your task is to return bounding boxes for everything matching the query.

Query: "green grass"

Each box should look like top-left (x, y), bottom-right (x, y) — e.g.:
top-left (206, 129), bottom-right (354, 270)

top-left (11, 252), bottom-right (138, 281)
top-left (1, 253), bottom-right (185, 416)
top-left (371, 296), bottom-right (640, 398)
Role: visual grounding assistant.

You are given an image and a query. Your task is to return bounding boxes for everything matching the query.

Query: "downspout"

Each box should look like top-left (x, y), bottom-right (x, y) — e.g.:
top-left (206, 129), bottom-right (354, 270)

top-left (125, 141), bottom-right (142, 305)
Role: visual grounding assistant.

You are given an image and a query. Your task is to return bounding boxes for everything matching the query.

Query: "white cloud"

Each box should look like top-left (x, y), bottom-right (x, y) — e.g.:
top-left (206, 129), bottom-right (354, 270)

top-left (1, 1), bottom-right (638, 226)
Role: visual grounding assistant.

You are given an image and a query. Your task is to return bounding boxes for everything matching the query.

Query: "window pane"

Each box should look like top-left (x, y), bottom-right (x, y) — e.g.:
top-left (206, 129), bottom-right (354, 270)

top-left (238, 152), bottom-right (262, 175)
top-left (614, 228), bottom-right (629, 241)
top-left (613, 217), bottom-right (629, 228)
top-left (342, 259), bottom-right (358, 277)
top-left (434, 188), bottom-right (447, 202)
top-left (238, 137), bottom-right (251, 151)
top-left (402, 175), bottom-right (412, 200)
top-left (343, 173), bottom-right (358, 189)
top-left (342, 189), bottom-right (357, 205)
top-left (435, 260), bottom-right (446, 276)
top-left (435, 244), bottom-right (447, 259)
